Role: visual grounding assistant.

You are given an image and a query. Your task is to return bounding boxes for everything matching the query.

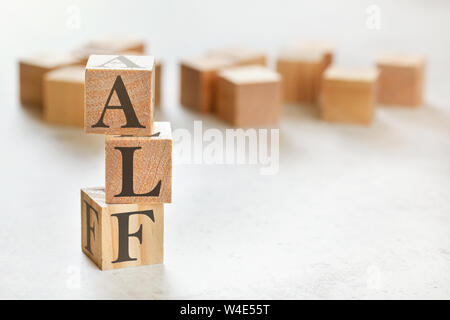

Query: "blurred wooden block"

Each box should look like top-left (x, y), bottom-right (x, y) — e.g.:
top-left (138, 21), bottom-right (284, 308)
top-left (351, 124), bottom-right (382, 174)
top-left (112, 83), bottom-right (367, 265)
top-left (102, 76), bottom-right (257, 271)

top-left (81, 187), bottom-right (164, 270)
top-left (276, 43), bottom-right (334, 104)
top-left (376, 54), bottom-right (425, 107)
top-left (180, 55), bottom-right (234, 113)
top-left (73, 36), bottom-right (146, 65)
top-left (208, 47), bottom-right (267, 66)
top-left (85, 54), bottom-right (155, 136)
top-left (287, 41), bottom-right (334, 71)
top-left (216, 66), bottom-right (282, 127)
top-left (87, 36), bottom-right (146, 53)
top-left (320, 67), bottom-right (379, 125)
top-left (43, 66), bottom-right (85, 127)
top-left (155, 60), bottom-right (162, 107)
top-left (105, 122), bottom-right (172, 204)
top-left (19, 53), bottom-right (80, 108)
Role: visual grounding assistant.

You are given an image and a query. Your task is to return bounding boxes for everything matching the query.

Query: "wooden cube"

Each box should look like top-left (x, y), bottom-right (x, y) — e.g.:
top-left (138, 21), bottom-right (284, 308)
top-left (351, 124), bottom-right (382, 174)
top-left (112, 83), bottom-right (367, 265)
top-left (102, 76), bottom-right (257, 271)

top-left (180, 55), bottom-right (234, 113)
top-left (85, 54), bottom-right (155, 136)
top-left (376, 54), bottom-right (425, 107)
top-left (43, 66), bottom-right (85, 127)
top-left (320, 67), bottom-right (379, 125)
top-left (105, 121), bottom-right (172, 204)
top-left (207, 47), bottom-right (267, 66)
top-left (81, 187), bottom-right (163, 270)
top-left (19, 53), bottom-right (80, 108)
top-left (216, 66), bottom-right (282, 127)
top-left (276, 44), bottom-right (334, 104)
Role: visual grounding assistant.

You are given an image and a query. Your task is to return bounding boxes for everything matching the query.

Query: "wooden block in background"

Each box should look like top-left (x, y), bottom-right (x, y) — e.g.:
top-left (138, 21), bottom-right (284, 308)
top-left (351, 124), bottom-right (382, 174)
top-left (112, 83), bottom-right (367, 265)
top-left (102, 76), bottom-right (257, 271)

top-left (85, 54), bottom-right (155, 136)
top-left (43, 66), bottom-right (85, 127)
top-left (19, 53), bottom-right (81, 108)
top-left (320, 67), bottom-right (379, 125)
top-left (105, 121), bottom-right (172, 204)
top-left (81, 187), bottom-right (164, 270)
top-left (207, 47), bottom-right (267, 66)
top-left (73, 36), bottom-right (146, 66)
top-left (276, 43), bottom-right (334, 104)
top-left (376, 54), bottom-right (425, 107)
top-left (287, 41), bottom-right (334, 71)
top-left (154, 60), bottom-right (162, 107)
top-left (180, 55), bottom-right (234, 113)
top-left (216, 66), bottom-right (282, 127)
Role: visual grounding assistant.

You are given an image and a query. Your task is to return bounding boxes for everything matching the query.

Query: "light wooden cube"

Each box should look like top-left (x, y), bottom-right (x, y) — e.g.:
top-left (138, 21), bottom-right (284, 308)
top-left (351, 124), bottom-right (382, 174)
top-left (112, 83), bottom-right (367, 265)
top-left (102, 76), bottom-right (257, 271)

top-left (320, 67), bottom-right (379, 125)
top-left (19, 53), bottom-right (80, 108)
top-left (43, 66), bottom-right (85, 127)
top-left (207, 47), bottom-right (267, 66)
top-left (376, 54), bottom-right (425, 107)
top-left (216, 65), bottom-right (282, 127)
top-left (85, 54), bottom-right (155, 136)
top-left (180, 55), bottom-right (234, 113)
top-left (81, 187), bottom-right (163, 270)
top-left (276, 44), bottom-right (334, 104)
top-left (105, 121), bottom-right (172, 204)
top-left (73, 36), bottom-right (146, 65)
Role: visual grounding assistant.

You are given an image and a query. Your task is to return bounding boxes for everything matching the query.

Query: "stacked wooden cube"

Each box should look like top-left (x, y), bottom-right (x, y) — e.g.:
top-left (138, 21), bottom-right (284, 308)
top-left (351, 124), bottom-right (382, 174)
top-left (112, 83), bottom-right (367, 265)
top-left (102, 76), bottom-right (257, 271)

top-left (81, 54), bottom-right (172, 270)
top-left (19, 36), bottom-right (163, 128)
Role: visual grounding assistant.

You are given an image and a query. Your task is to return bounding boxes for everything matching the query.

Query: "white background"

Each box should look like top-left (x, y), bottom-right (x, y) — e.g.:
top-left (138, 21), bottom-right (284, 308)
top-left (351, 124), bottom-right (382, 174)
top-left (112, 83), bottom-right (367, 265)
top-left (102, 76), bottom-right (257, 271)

top-left (0, 0), bottom-right (450, 299)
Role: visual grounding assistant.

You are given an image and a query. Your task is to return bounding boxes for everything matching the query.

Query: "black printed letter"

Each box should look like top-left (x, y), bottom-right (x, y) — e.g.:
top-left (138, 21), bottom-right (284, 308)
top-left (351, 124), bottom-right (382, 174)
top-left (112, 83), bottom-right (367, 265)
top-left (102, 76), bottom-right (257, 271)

top-left (114, 146), bottom-right (161, 197)
top-left (92, 75), bottom-right (145, 128)
top-left (84, 200), bottom-right (99, 255)
top-left (111, 210), bottom-right (155, 263)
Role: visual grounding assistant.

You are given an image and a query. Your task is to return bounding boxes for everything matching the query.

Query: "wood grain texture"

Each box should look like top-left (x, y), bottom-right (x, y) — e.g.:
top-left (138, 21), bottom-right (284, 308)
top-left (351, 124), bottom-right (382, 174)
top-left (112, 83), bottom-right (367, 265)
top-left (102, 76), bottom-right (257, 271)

top-left (19, 53), bottom-right (81, 108)
top-left (84, 55), bottom-right (155, 136)
top-left (106, 50), bottom-right (162, 107)
top-left (216, 66), bottom-right (282, 127)
top-left (376, 54), bottom-right (425, 107)
top-left (320, 67), bottom-right (378, 125)
top-left (105, 121), bottom-right (172, 204)
top-left (81, 187), bottom-right (164, 271)
top-left (43, 66), bottom-right (85, 127)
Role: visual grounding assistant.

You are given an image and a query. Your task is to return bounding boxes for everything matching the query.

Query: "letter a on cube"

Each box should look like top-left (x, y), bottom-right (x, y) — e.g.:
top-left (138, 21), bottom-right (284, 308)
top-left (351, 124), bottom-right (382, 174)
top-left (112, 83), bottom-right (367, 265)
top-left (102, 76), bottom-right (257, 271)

top-left (85, 54), bottom-right (155, 136)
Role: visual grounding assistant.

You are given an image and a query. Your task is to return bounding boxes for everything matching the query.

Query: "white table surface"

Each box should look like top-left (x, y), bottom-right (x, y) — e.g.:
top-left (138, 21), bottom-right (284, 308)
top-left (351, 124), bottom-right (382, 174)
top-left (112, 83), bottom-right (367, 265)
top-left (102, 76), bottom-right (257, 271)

top-left (1, 0), bottom-right (450, 299)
